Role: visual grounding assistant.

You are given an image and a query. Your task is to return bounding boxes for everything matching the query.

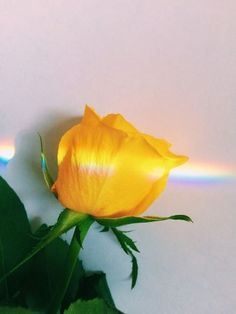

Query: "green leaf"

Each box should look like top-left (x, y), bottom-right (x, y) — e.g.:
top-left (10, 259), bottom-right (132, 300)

top-left (0, 307), bottom-right (39, 314)
top-left (0, 176), bottom-right (33, 303)
top-left (77, 272), bottom-right (116, 309)
top-left (38, 134), bottom-right (54, 190)
top-left (0, 209), bottom-right (91, 285)
top-left (24, 225), bottom-right (84, 313)
top-left (64, 298), bottom-right (122, 314)
top-left (97, 214), bottom-right (193, 228)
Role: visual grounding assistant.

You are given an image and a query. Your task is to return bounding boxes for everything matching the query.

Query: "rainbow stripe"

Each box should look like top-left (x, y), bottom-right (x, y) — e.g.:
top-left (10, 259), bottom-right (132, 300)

top-left (169, 162), bottom-right (236, 185)
top-left (0, 143), bottom-right (15, 170)
top-left (0, 141), bottom-right (235, 185)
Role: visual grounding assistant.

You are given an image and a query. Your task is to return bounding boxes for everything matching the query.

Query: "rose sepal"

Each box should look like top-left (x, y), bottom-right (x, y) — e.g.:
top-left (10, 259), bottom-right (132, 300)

top-left (96, 213), bottom-right (192, 288)
top-left (96, 214), bottom-right (192, 228)
top-left (39, 134), bottom-right (54, 190)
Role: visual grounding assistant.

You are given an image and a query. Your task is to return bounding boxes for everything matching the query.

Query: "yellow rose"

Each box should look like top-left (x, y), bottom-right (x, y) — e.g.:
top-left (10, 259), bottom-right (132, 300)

top-left (52, 106), bottom-right (188, 218)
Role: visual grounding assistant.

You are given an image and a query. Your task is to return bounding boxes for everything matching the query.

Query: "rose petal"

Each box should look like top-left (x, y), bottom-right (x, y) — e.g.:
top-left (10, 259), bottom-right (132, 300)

top-left (54, 106), bottom-right (188, 218)
top-left (102, 113), bottom-right (138, 135)
top-left (54, 117), bottom-right (168, 217)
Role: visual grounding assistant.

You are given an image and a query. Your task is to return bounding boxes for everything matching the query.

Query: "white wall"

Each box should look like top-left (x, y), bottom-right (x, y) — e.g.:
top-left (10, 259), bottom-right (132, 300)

top-left (1, 1), bottom-right (236, 313)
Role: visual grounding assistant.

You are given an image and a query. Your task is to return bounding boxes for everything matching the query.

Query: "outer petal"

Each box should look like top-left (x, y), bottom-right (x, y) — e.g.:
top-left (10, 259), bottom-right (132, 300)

top-left (53, 116), bottom-right (168, 217)
top-left (102, 113), bottom-right (187, 166)
top-left (57, 106), bottom-right (100, 165)
top-left (81, 105), bottom-right (101, 125)
top-left (53, 121), bottom-right (126, 215)
top-left (92, 134), bottom-right (167, 217)
top-left (54, 106), bottom-right (188, 218)
top-left (102, 113), bottom-right (138, 135)
top-left (130, 135), bottom-right (188, 216)
top-left (131, 174), bottom-right (169, 216)
top-left (57, 125), bottom-right (81, 165)
top-left (142, 133), bottom-right (188, 168)
top-left (102, 112), bottom-right (188, 216)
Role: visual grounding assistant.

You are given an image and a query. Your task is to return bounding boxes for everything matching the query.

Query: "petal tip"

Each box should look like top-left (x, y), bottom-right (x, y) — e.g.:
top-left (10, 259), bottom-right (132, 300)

top-left (82, 105), bottom-right (101, 124)
top-left (170, 154), bottom-right (189, 169)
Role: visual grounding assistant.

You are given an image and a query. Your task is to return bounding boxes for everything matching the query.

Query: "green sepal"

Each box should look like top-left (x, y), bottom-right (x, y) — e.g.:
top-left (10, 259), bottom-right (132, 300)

top-left (111, 228), bottom-right (129, 254)
top-left (116, 230), bottom-right (139, 253)
top-left (111, 228), bottom-right (139, 254)
top-left (130, 252), bottom-right (138, 289)
top-left (97, 213), bottom-right (192, 288)
top-left (111, 228), bottom-right (139, 288)
top-left (38, 134), bottom-right (54, 190)
top-left (0, 209), bottom-right (93, 284)
top-left (97, 214), bottom-right (193, 228)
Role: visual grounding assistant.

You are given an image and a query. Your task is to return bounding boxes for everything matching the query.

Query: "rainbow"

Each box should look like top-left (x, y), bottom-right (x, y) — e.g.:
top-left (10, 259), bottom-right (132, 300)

top-left (169, 162), bottom-right (236, 185)
top-left (0, 143), bottom-right (15, 169)
top-left (0, 142), bottom-right (235, 185)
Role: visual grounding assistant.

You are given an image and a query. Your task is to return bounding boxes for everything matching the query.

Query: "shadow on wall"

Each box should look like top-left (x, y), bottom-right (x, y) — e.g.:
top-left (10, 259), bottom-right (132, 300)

top-left (5, 111), bottom-right (83, 229)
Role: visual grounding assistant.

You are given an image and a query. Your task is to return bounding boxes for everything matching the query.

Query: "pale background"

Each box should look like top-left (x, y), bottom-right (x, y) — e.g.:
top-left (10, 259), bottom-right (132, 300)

top-left (1, 1), bottom-right (236, 313)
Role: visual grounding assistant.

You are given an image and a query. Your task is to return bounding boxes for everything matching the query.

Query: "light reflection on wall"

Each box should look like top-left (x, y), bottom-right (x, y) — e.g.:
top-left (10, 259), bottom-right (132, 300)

top-left (0, 143), bottom-right (15, 171)
top-left (0, 141), bottom-right (235, 186)
top-left (169, 162), bottom-right (236, 185)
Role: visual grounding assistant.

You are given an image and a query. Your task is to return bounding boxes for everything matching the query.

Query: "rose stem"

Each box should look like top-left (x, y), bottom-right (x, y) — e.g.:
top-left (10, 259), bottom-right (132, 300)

top-left (47, 216), bottom-right (94, 314)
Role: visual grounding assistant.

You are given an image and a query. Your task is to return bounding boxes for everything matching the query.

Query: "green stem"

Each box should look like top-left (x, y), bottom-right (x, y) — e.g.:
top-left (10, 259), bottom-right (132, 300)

top-left (47, 216), bottom-right (94, 314)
